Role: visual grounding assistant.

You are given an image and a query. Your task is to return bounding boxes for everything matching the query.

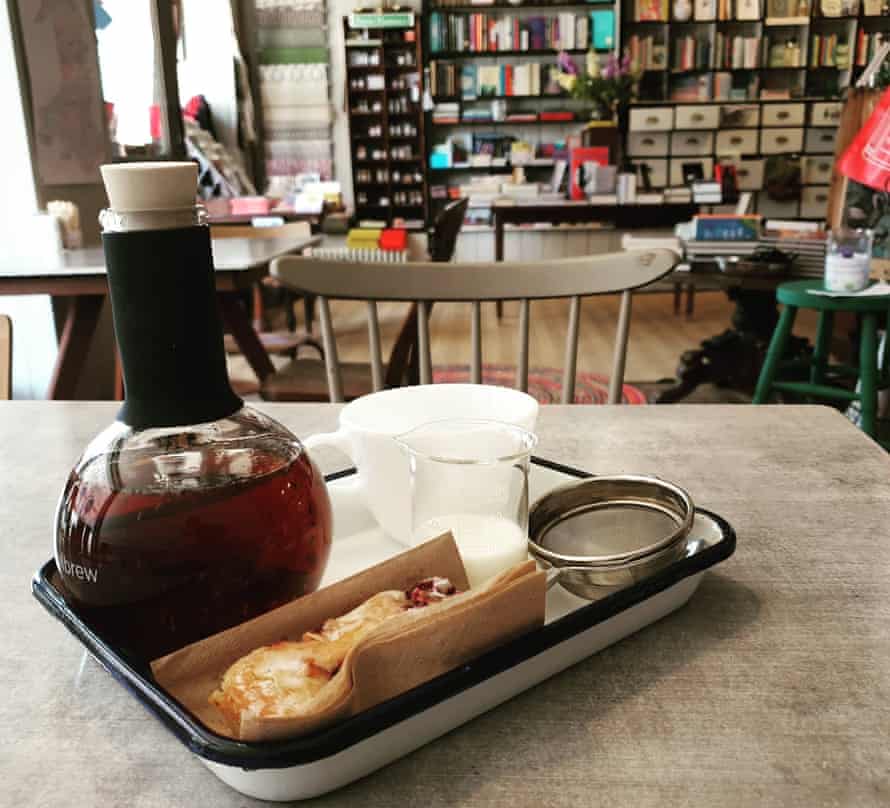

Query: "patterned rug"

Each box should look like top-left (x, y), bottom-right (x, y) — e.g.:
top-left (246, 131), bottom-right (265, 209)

top-left (432, 364), bottom-right (648, 405)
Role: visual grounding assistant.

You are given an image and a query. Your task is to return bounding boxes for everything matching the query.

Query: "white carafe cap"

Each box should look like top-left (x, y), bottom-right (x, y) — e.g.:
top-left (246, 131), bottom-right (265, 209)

top-left (100, 161), bottom-right (197, 212)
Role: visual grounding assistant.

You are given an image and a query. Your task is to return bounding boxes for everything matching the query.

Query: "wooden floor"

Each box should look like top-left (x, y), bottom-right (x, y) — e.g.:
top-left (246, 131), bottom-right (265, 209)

top-left (230, 290), bottom-right (820, 389)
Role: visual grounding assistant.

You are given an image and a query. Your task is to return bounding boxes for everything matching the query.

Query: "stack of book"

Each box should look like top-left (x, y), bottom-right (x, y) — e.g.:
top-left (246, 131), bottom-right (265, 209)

top-left (432, 102), bottom-right (460, 124)
top-left (759, 224), bottom-right (828, 277)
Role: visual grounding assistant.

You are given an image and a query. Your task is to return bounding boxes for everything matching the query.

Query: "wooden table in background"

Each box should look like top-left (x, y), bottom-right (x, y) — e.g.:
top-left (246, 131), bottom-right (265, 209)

top-left (491, 201), bottom-right (699, 263)
top-left (3, 403), bottom-right (889, 806)
top-left (0, 235), bottom-right (318, 399)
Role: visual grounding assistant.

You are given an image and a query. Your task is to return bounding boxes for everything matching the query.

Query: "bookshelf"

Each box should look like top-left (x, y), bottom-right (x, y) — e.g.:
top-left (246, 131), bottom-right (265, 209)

top-left (344, 16), bottom-right (428, 229)
top-left (424, 0), bottom-right (620, 220)
top-left (621, 0), bottom-right (888, 219)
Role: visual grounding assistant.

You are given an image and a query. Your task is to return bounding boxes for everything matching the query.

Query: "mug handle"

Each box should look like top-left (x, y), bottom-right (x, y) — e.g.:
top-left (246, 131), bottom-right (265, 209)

top-left (302, 430), bottom-right (365, 516)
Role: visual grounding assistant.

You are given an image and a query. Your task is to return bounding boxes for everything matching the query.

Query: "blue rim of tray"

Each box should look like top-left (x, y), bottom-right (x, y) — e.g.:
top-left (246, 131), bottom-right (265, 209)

top-left (32, 456), bottom-right (736, 769)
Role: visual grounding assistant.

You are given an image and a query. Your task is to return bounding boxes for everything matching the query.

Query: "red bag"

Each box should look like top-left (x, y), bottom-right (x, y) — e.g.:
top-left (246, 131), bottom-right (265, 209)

top-left (837, 87), bottom-right (890, 193)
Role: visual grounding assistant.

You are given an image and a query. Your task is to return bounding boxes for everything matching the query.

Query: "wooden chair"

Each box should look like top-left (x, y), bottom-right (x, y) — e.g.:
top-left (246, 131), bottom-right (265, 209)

top-left (0, 315), bottom-right (10, 400)
top-left (260, 200), bottom-right (470, 401)
top-left (210, 221), bottom-right (321, 357)
top-left (269, 249), bottom-right (679, 404)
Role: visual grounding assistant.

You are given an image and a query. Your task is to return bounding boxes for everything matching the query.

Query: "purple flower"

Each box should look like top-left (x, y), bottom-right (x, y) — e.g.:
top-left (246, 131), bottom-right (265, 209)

top-left (602, 53), bottom-right (618, 79)
top-left (620, 53), bottom-right (632, 74)
top-left (557, 50), bottom-right (578, 75)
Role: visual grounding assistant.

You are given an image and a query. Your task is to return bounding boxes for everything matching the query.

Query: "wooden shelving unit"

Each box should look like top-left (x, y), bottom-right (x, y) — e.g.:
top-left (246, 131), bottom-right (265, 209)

top-left (621, 0), bottom-right (888, 220)
top-left (424, 0), bottom-right (619, 220)
top-left (344, 16), bottom-right (428, 229)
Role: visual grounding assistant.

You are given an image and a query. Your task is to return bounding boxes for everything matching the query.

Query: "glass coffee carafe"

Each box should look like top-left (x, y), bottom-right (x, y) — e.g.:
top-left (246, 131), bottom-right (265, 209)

top-left (54, 163), bottom-right (333, 661)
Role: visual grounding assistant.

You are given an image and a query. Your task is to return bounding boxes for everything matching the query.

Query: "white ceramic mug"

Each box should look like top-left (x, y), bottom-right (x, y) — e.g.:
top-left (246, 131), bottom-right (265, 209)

top-left (303, 385), bottom-right (539, 544)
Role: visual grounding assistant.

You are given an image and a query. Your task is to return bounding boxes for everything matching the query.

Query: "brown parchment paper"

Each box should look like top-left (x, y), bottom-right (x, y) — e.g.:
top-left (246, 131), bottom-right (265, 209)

top-left (151, 533), bottom-right (546, 742)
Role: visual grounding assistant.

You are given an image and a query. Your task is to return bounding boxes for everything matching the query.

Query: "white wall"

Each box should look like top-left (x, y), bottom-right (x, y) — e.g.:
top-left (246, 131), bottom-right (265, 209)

top-left (0, 2), bottom-right (58, 400)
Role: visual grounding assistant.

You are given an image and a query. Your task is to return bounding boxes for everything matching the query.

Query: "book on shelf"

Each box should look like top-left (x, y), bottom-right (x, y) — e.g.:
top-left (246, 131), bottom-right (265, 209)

top-left (694, 0), bottom-right (717, 19)
top-left (635, 0), bottom-right (670, 22)
top-left (591, 9), bottom-right (615, 50)
top-left (628, 34), bottom-right (668, 70)
top-left (856, 31), bottom-right (885, 67)
top-left (862, 0), bottom-right (881, 12)
top-left (673, 36), bottom-right (711, 71)
top-left (714, 33), bottom-right (760, 69)
top-left (735, 0), bottom-right (761, 20)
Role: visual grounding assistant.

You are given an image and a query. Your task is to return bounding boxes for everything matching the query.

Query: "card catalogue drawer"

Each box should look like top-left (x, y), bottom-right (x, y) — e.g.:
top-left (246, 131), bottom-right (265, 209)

top-left (675, 105), bottom-right (720, 129)
top-left (810, 102), bottom-right (843, 126)
top-left (802, 156), bottom-right (833, 185)
top-left (636, 158), bottom-right (668, 188)
top-left (762, 103), bottom-right (806, 127)
top-left (801, 186), bottom-right (830, 219)
top-left (627, 132), bottom-right (669, 157)
top-left (670, 131), bottom-right (715, 156)
top-left (760, 128), bottom-right (804, 154)
top-left (720, 105), bottom-right (760, 128)
top-left (629, 107), bottom-right (674, 132)
top-left (726, 158), bottom-right (765, 190)
top-left (715, 129), bottom-right (759, 155)
top-left (805, 128), bottom-right (838, 153)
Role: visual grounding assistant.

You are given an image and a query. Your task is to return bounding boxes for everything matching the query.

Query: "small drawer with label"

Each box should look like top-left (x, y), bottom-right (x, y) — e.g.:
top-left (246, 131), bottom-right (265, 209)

top-left (802, 156), bottom-right (833, 185)
top-left (627, 132), bottom-right (669, 157)
top-left (670, 131), bottom-right (715, 156)
top-left (805, 128), bottom-right (838, 154)
top-left (810, 102), bottom-right (843, 126)
top-left (670, 158), bottom-right (714, 187)
top-left (715, 129), bottom-right (759, 155)
top-left (801, 186), bottom-right (830, 219)
top-left (762, 103), bottom-right (806, 127)
top-left (761, 128), bottom-right (804, 154)
top-left (634, 158), bottom-right (668, 188)
top-left (629, 107), bottom-right (674, 132)
top-left (724, 158), bottom-right (765, 191)
top-left (675, 105), bottom-right (720, 129)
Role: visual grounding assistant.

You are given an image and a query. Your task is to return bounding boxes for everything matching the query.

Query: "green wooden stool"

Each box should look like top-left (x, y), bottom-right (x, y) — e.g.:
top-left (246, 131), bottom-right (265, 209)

top-left (753, 279), bottom-right (890, 438)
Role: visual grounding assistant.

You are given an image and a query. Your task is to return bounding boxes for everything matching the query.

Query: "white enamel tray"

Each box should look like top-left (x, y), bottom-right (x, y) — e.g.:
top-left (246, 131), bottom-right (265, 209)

top-left (33, 457), bottom-right (736, 802)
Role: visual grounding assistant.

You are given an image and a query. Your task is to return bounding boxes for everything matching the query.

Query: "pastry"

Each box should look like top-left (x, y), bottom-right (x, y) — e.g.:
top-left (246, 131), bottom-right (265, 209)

top-left (210, 578), bottom-right (457, 728)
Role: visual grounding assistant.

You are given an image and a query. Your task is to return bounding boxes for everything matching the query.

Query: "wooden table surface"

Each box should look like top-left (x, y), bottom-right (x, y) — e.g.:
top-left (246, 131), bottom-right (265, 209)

top-left (3, 403), bottom-right (889, 807)
top-left (0, 235), bottom-right (319, 399)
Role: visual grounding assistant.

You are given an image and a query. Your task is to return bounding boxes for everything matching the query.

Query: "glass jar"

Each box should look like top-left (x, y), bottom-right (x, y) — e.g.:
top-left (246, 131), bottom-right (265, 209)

top-left (825, 228), bottom-right (873, 292)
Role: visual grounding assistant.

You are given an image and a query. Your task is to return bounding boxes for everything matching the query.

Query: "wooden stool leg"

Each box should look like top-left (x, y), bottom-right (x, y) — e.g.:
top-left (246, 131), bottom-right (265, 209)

top-left (753, 304), bottom-right (797, 404)
top-left (685, 284), bottom-right (695, 318)
top-left (858, 312), bottom-right (879, 438)
top-left (673, 283), bottom-right (681, 315)
top-left (811, 310), bottom-right (834, 385)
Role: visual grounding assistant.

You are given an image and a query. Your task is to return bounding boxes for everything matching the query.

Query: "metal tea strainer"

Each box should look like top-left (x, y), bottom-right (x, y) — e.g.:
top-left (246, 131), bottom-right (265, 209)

top-left (528, 475), bottom-right (695, 600)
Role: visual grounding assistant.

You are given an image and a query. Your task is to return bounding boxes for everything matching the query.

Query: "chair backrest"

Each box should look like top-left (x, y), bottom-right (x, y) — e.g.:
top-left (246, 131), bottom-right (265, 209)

top-left (271, 248), bottom-right (678, 404)
top-left (0, 315), bottom-right (11, 400)
top-left (210, 221), bottom-right (312, 240)
top-left (428, 198), bottom-right (469, 262)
